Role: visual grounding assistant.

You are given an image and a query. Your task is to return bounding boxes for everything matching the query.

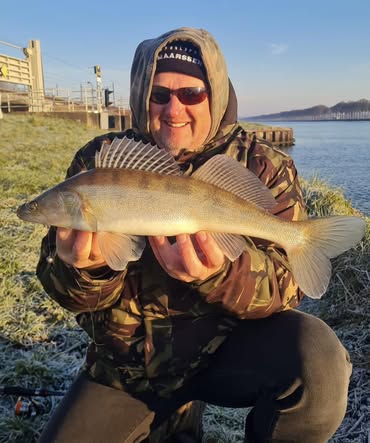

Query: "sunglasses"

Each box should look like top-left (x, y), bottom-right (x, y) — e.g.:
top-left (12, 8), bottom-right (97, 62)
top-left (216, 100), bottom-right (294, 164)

top-left (150, 86), bottom-right (208, 106)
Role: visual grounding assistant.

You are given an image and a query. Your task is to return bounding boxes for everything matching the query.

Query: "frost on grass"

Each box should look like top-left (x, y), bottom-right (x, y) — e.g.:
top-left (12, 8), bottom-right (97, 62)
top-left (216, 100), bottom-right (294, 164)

top-left (0, 115), bottom-right (99, 443)
top-left (202, 405), bottom-right (247, 442)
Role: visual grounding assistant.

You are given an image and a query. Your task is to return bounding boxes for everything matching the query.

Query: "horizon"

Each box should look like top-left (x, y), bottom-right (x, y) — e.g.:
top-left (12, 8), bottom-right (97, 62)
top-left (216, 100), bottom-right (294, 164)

top-left (1, 0), bottom-right (370, 117)
top-left (244, 98), bottom-right (370, 119)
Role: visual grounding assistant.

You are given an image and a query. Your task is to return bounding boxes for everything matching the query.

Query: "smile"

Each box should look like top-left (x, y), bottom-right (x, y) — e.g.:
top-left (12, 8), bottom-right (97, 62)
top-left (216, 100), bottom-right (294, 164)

top-left (165, 121), bottom-right (188, 128)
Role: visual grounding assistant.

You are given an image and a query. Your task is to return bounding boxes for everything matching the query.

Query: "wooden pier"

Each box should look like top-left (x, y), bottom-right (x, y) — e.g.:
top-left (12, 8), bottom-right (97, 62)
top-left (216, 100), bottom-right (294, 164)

top-left (245, 127), bottom-right (294, 146)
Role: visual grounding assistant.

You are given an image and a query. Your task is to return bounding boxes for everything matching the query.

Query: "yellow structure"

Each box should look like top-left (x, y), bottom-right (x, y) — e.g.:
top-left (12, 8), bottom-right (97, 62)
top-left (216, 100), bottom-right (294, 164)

top-left (0, 39), bottom-right (45, 111)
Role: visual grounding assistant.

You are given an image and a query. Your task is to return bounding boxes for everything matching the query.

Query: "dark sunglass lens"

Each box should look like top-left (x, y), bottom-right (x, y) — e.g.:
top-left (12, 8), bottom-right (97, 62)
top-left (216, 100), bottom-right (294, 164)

top-left (150, 87), bottom-right (171, 104)
top-left (178, 88), bottom-right (207, 105)
top-left (150, 86), bottom-right (208, 105)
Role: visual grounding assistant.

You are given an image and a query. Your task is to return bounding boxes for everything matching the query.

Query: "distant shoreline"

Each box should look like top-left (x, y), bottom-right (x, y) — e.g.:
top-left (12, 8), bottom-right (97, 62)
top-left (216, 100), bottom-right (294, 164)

top-left (244, 118), bottom-right (370, 123)
top-left (242, 98), bottom-right (370, 122)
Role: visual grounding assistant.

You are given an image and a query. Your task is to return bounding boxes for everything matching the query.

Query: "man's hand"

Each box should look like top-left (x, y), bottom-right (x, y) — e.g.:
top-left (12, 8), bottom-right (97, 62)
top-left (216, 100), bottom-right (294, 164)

top-left (56, 228), bottom-right (106, 270)
top-left (149, 231), bottom-right (225, 282)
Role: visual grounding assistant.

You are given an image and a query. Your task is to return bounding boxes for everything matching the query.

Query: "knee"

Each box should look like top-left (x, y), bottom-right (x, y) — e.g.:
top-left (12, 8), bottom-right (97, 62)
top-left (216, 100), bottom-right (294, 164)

top-left (295, 312), bottom-right (352, 429)
top-left (298, 312), bottom-right (352, 385)
top-left (244, 311), bottom-right (352, 442)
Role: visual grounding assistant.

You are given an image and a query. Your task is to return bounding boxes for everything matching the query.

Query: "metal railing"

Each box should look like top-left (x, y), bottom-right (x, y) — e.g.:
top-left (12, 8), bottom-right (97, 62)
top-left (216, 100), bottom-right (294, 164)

top-left (0, 87), bottom-right (129, 115)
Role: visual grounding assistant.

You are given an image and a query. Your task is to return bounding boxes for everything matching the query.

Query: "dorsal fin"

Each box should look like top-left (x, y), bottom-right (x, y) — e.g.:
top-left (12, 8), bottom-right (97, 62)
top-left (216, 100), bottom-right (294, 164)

top-left (95, 136), bottom-right (182, 176)
top-left (192, 154), bottom-right (276, 210)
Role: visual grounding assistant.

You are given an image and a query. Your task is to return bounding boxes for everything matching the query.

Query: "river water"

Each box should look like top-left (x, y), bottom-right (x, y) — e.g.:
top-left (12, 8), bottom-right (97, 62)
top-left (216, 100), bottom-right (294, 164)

top-left (264, 121), bottom-right (370, 216)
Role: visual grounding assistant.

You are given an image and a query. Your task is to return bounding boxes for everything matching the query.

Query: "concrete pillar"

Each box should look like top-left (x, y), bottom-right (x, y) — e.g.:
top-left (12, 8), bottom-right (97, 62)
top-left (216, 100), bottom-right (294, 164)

top-left (100, 111), bottom-right (109, 130)
top-left (26, 40), bottom-right (45, 112)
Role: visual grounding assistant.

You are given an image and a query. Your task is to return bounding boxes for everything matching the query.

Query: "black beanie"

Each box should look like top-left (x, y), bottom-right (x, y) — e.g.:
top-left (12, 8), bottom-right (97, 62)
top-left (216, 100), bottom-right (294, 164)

top-left (156, 40), bottom-right (207, 82)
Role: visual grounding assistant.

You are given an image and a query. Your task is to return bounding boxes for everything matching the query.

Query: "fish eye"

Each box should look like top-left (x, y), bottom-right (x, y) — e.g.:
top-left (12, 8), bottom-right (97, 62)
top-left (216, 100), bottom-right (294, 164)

top-left (28, 201), bottom-right (38, 211)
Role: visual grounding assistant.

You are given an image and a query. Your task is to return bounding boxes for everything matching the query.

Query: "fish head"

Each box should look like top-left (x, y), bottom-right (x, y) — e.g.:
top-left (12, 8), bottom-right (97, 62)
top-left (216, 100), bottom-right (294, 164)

top-left (16, 188), bottom-right (83, 228)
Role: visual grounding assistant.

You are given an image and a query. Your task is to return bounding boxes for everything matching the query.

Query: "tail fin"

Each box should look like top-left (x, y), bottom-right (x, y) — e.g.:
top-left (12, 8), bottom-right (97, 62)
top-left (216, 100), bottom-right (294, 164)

top-left (287, 216), bottom-right (366, 299)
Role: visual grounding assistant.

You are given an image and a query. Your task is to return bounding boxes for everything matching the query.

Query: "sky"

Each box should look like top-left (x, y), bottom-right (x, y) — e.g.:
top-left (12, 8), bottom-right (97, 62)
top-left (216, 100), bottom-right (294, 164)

top-left (1, 0), bottom-right (369, 117)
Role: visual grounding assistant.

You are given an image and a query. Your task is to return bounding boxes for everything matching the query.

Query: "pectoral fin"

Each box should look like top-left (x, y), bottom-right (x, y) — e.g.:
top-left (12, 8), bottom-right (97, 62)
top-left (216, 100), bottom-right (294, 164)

top-left (97, 232), bottom-right (146, 270)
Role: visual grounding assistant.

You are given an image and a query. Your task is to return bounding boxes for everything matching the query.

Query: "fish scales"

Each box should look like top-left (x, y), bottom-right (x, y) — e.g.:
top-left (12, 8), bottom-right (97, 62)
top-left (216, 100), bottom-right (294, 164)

top-left (64, 167), bottom-right (300, 244)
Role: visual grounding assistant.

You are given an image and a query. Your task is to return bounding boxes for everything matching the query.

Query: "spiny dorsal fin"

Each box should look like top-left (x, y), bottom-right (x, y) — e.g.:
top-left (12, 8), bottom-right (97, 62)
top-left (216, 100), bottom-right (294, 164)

top-left (95, 137), bottom-right (182, 176)
top-left (192, 154), bottom-right (276, 210)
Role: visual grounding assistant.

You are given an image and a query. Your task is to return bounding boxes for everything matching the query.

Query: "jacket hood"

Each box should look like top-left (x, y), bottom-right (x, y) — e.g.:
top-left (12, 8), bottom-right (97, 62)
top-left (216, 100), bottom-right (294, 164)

top-left (130, 27), bottom-right (237, 148)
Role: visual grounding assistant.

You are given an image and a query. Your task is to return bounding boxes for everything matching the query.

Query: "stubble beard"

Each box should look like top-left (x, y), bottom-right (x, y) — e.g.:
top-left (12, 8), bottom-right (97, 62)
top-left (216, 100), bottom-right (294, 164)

top-left (159, 134), bottom-right (191, 158)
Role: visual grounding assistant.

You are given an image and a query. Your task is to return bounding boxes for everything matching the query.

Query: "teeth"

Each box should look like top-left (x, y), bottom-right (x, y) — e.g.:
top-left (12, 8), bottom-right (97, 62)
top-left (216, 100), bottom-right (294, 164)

top-left (167, 122), bottom-right (187, 128)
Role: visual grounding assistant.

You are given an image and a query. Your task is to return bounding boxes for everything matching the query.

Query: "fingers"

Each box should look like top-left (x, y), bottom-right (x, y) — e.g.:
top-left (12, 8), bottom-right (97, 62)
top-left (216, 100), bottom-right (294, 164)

top-left (149, 232), bottom-right (225, 282)
top-left (56, 228), bottom-right (105, 269)
top-left (149, 235), bottom-right (195, 282)
top-left (56, 227), bottom-right (74, 244)
top-left (72, 230), bottom-right (93, 259)
top-left (193, 232), bottom-right (225, 268)
top-left (56, 228), bottom-right (91, 263)
top-left (176, 233), bottom-right (206, 276)
top-left (148, 236), bottom-right (183, 275)
top-left (90, 230), bottom-right (104, 261)
top-left (148, 236), bottom-right (171, 270)
top-left (56, 228), bottom-right (225, 276)
top-left (56, 228), bottom-right (76, 264)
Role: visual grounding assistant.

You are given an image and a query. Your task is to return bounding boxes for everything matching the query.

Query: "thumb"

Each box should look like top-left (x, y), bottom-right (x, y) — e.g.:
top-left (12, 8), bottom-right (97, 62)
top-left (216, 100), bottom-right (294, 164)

top-left (72, 230), bottom-right (93, 259)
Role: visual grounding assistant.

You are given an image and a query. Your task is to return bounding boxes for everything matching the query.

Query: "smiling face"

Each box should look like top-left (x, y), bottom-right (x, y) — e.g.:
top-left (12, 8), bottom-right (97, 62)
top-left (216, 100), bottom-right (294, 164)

top-left (149, 72), bottom-right (212, 157)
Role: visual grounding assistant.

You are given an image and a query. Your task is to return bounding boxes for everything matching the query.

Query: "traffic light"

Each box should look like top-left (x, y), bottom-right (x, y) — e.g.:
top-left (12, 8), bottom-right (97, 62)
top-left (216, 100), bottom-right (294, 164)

top-left (104, 89), bottom-right (114, 107)
top-left (94, 65), bottom-right (101, 77)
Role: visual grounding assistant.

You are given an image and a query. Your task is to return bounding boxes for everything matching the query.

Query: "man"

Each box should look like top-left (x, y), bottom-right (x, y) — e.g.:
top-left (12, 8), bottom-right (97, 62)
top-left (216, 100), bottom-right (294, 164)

top-left (37, 27), bottom-right (352, 443)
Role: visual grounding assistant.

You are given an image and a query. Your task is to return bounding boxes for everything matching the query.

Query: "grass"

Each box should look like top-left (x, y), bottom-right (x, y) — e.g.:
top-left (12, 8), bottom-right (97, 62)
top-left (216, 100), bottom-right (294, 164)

top-left (300, 176), bottom-right (370, 327)
top-left (0, 114), bottom-right (104, 442)
top-left (0, 114), bottom-right (369, 442)
top-left (203, 179), bottom-right (370, 443)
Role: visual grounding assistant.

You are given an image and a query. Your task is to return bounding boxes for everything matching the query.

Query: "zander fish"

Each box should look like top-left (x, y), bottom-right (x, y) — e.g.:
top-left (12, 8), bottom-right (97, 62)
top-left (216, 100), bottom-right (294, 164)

top-left (17, 137), bottom-right (366, 299)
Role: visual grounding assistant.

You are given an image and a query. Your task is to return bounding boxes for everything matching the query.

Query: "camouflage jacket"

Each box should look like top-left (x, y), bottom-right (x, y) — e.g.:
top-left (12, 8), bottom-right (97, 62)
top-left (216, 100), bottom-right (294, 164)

top-left (37, 125), bottom-right (307, 397)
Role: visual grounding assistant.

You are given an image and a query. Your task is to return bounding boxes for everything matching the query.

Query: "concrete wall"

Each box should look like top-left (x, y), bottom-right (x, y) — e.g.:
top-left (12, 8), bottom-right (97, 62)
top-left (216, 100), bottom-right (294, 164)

top-left (33, 111), bottom-right (133, 131)
top-left (33, 111), bottom-right (101, 128)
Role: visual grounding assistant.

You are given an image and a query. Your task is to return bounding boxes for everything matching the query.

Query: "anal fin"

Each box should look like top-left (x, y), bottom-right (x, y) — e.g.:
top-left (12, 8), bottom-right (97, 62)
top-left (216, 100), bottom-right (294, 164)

top-left (210, 233), bottom-right (247, 261)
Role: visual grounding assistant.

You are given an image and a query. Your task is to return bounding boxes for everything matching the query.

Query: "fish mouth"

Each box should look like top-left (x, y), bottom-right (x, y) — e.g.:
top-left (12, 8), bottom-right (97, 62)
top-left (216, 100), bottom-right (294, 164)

top-left (16, 203), bottom-right (27, 219)
top-left (16, 201), bottom-right (38, 221)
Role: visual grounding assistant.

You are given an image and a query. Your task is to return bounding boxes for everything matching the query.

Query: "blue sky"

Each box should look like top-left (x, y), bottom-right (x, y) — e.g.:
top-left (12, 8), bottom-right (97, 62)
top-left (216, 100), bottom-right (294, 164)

top-left (1, 0), bottom-right (369, 116)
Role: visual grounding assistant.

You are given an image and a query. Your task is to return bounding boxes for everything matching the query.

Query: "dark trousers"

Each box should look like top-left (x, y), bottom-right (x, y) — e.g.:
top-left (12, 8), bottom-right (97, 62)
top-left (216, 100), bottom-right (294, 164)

top-left (38, 310), bottom-right (352, 443)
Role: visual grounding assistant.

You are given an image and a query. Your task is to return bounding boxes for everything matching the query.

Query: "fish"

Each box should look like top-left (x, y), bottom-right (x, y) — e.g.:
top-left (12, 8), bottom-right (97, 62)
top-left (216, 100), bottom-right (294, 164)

top-left (17, 136), bottom-right (366, 299)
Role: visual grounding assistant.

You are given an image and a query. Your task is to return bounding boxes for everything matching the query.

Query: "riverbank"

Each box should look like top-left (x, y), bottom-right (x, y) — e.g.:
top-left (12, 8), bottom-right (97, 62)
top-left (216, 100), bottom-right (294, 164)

top-left (1, 114), bottom-right (368, 442)
top-left (267, 120), bottom-right (370, 216)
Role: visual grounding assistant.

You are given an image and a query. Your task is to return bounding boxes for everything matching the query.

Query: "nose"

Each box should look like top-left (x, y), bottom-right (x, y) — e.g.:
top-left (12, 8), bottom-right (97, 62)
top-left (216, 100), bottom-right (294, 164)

top-left (164, 94), bottom-right (185, 115)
